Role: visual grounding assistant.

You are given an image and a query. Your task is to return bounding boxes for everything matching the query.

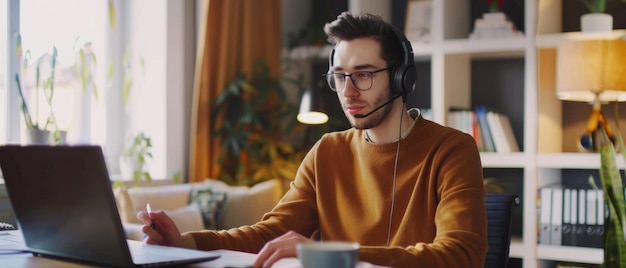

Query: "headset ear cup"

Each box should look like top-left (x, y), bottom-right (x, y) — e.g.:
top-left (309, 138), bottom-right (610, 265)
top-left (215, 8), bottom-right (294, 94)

top-left (403, 65), bottom-right (417, 94)
top-left (391, 65), bottom-right (417, 95)
top-left (390, 65), bottom-right (404, 95)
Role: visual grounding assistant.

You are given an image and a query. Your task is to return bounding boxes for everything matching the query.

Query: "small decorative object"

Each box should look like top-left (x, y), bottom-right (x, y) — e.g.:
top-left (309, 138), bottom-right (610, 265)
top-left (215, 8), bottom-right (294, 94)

top-left (487, 0), bottom-right (503, 11)
top-left (581, 12), bottom-right (613, 33)
top-left (578, 0), bottom-right (613, 33)
top-left (469, 0), bottom-right (523, 39)
top-left (404, 0), bottom-right (432, 43)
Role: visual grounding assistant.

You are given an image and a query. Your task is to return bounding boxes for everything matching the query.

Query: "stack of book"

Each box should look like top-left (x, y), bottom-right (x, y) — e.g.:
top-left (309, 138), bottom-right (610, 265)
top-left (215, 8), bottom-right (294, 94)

top-left (447, 106), bottom-right (520, 152)
top-left (538, 186), bottom-right (606, 248)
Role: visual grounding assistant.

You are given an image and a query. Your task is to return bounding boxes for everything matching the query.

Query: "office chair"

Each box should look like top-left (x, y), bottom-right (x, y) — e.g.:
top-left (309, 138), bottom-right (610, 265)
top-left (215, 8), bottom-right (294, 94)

top-left (484, 192), bottom-right (520, 268)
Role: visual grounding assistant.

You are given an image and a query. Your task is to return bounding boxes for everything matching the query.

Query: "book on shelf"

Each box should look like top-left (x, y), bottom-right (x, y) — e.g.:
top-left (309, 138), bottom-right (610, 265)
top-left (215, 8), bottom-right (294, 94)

top-left (485, 110), bottom-right (520, 153)
top-left (474, 106), bottom-right (496, 152)
top-left (538, 186), bottom-right (605, 248)
top-left (474, 106), bottom-right (520, 153)
top-left (550, 187), bottom-right (563, 246)
top-left (539, 186), bottom-right (553, 245)
top-left (447, 107), bottom-right (520, 153)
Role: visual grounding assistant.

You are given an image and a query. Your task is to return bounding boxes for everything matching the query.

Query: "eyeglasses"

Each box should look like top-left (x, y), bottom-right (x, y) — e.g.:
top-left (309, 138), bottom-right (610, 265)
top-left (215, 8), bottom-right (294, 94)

top-left (324, 67), bottom-right (392, 92)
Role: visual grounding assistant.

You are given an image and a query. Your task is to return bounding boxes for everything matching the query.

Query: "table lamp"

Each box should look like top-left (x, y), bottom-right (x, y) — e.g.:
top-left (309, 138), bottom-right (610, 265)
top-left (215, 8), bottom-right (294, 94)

top-left (556, 39), bottom-right (626, 151)
top-left (297, 87), bottom-right (328, 125)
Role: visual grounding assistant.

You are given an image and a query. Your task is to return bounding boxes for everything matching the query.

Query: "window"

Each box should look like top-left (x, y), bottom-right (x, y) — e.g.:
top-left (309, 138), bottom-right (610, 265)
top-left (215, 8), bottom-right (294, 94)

top-left (0, 2), bottom-right (7, 145)
top-left (18, 0), bottom-right (106, 146)
top-left (2, 0), bottom-right (192, 181)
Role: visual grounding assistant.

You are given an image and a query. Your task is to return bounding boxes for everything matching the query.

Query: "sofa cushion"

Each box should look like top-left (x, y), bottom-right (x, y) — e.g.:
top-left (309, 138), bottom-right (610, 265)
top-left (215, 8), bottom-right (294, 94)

top-left (166, 203), bottom-right (205, 233)
top-left (204, 179), bottom-right (284, 229)
top-left (189, 186), bottom-right (227, 230)
top-left (114, 183), bottom-right (193, 225)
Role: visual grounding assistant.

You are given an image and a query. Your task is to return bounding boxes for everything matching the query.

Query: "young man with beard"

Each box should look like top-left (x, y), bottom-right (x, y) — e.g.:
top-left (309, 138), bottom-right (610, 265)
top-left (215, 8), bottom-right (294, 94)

top-left (139, 11), bottom-right (487, 268)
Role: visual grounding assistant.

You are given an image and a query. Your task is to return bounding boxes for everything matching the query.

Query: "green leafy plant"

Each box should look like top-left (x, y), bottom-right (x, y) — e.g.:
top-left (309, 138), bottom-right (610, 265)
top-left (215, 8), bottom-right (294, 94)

top-left (595, 104), bottom-right (626, 268)
top-left (121, 131), bottom-right (153, 184)
top-left (579, 0), bottom-right (626, 13)
top-left (15, 35), bottom-right (63, 145)
top-left (486, 0), bottom-right (503, 12)
top-left (211, 59), bottom-right (304, 186)
top-left (73, 40), bottom-right (98, 100)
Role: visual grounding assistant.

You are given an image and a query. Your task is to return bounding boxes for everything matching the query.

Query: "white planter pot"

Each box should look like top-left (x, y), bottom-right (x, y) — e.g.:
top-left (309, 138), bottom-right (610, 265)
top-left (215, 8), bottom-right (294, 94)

top-left (26, 129), bottom-right (50, 145)
top-left (581, 13), bottom-right (613, 33)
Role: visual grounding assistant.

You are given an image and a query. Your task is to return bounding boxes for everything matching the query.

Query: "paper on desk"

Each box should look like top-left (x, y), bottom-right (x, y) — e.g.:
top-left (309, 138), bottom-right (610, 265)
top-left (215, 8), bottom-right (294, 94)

top-left (200, 249), bottom-right (377, 268)
top-left (0, 231), bottom-right (29, 251)
top-left (200, 249), bottom-right (300, 268)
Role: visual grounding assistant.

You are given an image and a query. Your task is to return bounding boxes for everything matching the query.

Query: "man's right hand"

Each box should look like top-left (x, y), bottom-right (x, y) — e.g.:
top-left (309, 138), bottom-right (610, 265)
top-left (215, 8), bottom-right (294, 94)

top-left (137, 209), bottom-right (197, 249)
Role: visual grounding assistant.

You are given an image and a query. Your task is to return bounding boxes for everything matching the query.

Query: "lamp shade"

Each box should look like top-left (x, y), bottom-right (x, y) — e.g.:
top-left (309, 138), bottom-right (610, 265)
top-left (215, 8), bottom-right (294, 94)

top-left (556, 39), bottom-right (626, 102)
top-left (297, 87), bottom-right (328, 125)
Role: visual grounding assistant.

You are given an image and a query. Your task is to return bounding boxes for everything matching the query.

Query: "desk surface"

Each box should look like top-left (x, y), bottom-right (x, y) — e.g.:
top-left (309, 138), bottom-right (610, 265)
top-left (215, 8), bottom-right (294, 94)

top-left (0, 230), bottom-right (382, 268)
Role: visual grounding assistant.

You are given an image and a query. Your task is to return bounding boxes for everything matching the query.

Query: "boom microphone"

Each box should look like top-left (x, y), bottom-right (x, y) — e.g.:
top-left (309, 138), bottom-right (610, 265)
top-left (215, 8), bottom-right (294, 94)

top-left (354, 94), bottom-right (402, 118)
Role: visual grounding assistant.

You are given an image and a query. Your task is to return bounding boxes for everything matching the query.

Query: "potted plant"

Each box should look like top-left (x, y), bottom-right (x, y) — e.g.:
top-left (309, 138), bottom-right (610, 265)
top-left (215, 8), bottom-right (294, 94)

top-left (211, 59), bottom-right (305, 186)
top-left (596, 105), bottom-right (626, 267)
top-left (578, 0), bottom-right (626, 32)
top-left (120, 131), bottom-right (153, 185)
top-left (15, 37), bottom-right (63, 145)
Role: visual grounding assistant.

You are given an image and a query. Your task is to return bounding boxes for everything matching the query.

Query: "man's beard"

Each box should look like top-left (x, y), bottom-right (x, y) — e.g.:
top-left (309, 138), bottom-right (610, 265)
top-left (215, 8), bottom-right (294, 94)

top-left (346, 93), bottom-right (394, 130)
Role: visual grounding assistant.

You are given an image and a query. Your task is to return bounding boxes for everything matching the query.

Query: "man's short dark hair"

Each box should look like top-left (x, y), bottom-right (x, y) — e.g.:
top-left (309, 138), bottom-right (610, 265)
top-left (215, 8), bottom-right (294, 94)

top-left (323, 11), bottom-right (403, 68)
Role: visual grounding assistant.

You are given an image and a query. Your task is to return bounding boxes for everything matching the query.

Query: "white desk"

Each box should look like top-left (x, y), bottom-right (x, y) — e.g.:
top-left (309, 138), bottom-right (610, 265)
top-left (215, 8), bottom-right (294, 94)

top-left (0, 230), bottom-right (382, 268)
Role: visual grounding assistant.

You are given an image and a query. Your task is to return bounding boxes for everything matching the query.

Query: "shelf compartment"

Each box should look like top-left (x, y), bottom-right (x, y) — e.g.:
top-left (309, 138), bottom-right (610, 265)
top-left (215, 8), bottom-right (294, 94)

top-left (537, 245), bottom-right (602, 264)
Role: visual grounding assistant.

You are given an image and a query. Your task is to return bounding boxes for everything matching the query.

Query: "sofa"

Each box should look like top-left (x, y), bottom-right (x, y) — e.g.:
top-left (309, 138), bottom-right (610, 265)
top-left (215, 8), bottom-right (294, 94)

top-left (113, 178), bottom-right (284, 241)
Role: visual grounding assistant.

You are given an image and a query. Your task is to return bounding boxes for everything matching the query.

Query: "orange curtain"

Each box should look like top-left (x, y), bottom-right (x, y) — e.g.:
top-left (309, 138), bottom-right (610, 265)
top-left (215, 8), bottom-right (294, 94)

top-left (189, 0), bottom-right (282, 182)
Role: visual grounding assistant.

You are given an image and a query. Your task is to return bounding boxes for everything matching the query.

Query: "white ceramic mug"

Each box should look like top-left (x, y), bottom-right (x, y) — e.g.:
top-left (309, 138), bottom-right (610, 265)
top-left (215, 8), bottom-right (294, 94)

top-left (297, 241), bottom-right (360, 268)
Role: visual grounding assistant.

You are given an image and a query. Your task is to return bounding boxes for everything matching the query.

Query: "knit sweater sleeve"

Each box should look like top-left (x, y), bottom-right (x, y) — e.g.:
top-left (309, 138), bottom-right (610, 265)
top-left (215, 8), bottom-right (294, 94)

top-left (185, 141), bottom-right (323, 253)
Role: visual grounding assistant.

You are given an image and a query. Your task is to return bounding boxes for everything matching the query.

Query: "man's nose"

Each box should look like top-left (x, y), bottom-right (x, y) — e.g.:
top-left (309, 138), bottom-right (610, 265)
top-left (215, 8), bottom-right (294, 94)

top-left (341, 78), bottom-right (360, 97)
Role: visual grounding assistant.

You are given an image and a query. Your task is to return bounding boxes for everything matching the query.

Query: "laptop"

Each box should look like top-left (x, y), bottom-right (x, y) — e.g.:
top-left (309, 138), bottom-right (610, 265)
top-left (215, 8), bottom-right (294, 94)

top-left (0, 145), bottom-right (220, 267)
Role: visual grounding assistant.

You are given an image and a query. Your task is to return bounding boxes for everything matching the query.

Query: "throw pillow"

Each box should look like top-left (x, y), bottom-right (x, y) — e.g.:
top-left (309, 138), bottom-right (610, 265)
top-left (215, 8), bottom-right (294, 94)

top-left (189, 186), bottom-right (227, 230)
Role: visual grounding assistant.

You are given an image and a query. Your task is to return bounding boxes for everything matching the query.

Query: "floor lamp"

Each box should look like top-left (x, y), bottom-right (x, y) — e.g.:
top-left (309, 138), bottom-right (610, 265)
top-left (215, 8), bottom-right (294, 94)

top-left (556, 39), bottom-right (626, 151)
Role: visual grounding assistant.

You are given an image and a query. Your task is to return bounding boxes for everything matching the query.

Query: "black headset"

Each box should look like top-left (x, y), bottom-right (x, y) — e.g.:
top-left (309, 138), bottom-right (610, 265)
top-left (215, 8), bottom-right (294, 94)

top-left (328, 24), bottom-right (417, 96)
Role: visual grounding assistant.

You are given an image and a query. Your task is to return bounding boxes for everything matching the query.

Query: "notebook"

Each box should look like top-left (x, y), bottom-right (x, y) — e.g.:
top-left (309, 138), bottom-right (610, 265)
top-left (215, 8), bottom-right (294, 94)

top-left (0, 145), bottom-right (220, 267)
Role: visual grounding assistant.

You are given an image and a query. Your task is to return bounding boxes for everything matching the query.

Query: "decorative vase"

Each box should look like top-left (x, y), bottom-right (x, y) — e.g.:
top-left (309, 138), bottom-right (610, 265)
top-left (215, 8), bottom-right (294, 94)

top-left (581, 13), bottom-right (613, 33)
top-left (26, 129), bottom-right (50, 145)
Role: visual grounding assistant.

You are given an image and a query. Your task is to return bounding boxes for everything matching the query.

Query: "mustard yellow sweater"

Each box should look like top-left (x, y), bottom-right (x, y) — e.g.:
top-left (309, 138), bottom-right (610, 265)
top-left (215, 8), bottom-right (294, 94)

top-left (188, 115), bottom-right (488, 267)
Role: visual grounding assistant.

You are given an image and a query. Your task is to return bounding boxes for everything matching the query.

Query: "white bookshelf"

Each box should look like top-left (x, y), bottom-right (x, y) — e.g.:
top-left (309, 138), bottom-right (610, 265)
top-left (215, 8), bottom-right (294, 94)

top-left (419, 0), bottom-right (621, 267)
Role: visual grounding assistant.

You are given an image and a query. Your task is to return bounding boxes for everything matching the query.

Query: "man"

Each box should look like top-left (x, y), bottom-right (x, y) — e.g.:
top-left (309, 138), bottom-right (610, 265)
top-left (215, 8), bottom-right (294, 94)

top-left (139, 11), bottom-right (487, 267)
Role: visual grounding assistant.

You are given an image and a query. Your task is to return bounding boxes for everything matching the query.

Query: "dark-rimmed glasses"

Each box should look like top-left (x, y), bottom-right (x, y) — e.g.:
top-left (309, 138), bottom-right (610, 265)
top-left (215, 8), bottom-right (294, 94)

top-left (324, 67), bottom-right (392, 92)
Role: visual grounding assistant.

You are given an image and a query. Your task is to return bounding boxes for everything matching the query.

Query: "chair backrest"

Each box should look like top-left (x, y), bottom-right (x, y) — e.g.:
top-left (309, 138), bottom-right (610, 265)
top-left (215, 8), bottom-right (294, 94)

top-left (484, 193), bottom-right (520, 268)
